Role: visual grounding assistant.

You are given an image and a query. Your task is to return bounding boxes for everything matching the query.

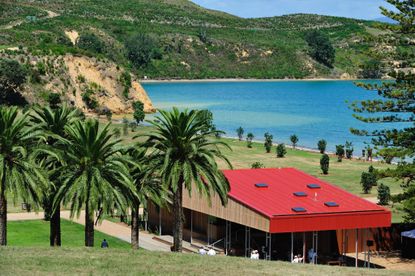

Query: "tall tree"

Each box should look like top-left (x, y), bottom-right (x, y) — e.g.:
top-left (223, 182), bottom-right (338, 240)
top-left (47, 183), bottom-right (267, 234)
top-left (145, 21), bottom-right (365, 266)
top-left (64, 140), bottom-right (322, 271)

top-left (53, 119), bottom-right (137, 246)
top-left (30, 105), bottom-right (81, 246)
top-left (351, 0), bottom-right (415, 222)
top-left (0, 58), bottom-right (27, 106)
top-left (236, 127), bottom-right (244, 141)
top-left (305, 30), bottom-right (335, 67)
top-left (127, 145), bottom-right (166, 250)
top-left (0, 106), bottom-right (46, 245)
top-left (290, 134), bottom-right (299, 149)
top-left (144, 108), bottom-right (232, 252)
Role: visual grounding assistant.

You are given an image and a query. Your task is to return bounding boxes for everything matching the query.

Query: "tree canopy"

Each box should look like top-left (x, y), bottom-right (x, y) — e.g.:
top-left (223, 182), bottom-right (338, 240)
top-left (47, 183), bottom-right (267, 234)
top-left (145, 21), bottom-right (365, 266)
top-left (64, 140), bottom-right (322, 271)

top-left (0, 59), bottom-right (27, 106)
top-left (305, 30), bottom-right (335, 68)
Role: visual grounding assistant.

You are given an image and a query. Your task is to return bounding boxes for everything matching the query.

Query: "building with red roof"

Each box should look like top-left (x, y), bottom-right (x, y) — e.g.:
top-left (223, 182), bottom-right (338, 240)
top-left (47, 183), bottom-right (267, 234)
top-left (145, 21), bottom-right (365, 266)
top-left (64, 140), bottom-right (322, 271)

top-left (148, 168), bottom-right (391, 266)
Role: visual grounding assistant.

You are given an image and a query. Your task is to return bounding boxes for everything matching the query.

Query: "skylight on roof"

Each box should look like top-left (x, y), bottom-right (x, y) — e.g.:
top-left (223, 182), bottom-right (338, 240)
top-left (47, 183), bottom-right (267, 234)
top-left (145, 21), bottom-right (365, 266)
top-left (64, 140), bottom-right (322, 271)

top-left (307, 183), bottom-right (321, 189)
top-left (292, 207), bottom-right (307, 212)
top-left (324, 202), bottom-right (339, 207)
top-left (255, 183), bottom-right (268, 188)
top-left (293, 192), bottom-right (307, 197)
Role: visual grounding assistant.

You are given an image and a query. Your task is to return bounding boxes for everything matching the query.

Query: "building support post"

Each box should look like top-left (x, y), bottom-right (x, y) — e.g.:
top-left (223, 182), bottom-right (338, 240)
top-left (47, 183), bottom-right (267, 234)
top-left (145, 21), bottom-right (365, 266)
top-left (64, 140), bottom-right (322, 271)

top-left (245, 226), bottom-right (251, 257)
top-left (303, 232), bottom-right (306, 264)
top-left (190, 210), bottom-right (193, 244)
top-left (158, 208), bottom-right (162, 236)
top-left (225, 221), bottom-right (231, 255)
top-left (265, 232), bottom-right (272, 260)
top-left (355, 229), bottom-right (359, 268)
top-left (316, 231), bottom-right (319, 264)
top-left (290, 232), bottom-right (294, 262)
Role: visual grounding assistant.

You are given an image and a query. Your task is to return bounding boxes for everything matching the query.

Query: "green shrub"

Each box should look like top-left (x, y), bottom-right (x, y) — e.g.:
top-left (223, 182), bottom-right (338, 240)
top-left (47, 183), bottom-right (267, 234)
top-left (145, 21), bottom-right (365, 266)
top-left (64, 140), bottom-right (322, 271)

top-left (317, 139), bottom-right (327, 154)
top-left (377, 183), bottom-right (390, 205)
top-left (125, 34), bottom-right (161, 68)
top-left (77, 33), bottom-right (105, 54)
top-left (345, 141), bottom-right (353, 159)
top-left (320, 154), bottom-right (330, 174)
top-left (251, 162), bottom-right (265, 169)
top-left (305, 30), bottom-right (335, 67)
top-left (264, 132), bottom-right (273, 153)
top-left (335, 144), bottom-right (345, 162)
top-left (236, 127), bottom-right (244, 141)
top-left (0, 58), bottom-right (27, 106)
top-left (132, 101), bottom-right (145, 124)
top-left (47, 93), bottom-right (61, 108)
top-left (360, 166), bottom-right (377, 194)
top-left (276, 143), bottom-right (287, 158)
top-left (246, 133), bottom-right (254, 148)
top-left (290, 134), bottom-right (299, 149)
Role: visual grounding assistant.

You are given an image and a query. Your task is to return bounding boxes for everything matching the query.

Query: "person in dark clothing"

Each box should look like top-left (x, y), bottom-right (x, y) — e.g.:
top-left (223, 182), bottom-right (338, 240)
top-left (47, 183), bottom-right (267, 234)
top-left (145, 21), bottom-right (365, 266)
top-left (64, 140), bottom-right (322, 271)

top-left (101, 239), bottom-right (109, 248)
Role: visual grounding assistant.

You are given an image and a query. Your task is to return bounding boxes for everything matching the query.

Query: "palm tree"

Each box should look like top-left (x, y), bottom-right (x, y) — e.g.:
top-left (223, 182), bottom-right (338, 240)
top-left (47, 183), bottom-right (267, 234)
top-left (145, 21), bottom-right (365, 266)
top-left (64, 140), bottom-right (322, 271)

top-left (126, 145), bottom-right (167, 250)
top-left (30, 105), bottom-right (81, 246)
top-left (0, 106), bottom-right (47, 245)
top-left (53, 119), bottom-right (136, 247)
top-left (290, 134), bottom-right (299, 149)
top-left (144, 108), bottom-right (232, 252)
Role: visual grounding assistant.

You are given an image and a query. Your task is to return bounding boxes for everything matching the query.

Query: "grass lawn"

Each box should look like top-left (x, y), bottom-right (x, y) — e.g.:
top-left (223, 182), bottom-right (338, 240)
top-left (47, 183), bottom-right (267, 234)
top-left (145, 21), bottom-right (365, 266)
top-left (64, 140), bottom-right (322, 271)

top-left (8, 219), bottom-right (130, 249)
top-left (0, 247), bottom-right (411, 276)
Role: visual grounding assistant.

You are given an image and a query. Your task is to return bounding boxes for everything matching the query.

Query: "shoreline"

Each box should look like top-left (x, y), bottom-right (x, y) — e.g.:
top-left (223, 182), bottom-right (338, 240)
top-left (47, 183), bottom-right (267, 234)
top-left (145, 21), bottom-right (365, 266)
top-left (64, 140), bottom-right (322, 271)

top-left (140, 78), bottom-right (374, 84)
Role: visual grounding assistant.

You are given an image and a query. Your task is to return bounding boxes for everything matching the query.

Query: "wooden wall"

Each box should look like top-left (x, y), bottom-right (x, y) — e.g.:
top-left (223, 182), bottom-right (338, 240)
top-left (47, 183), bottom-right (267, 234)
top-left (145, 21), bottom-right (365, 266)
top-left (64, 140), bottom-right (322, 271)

top-left (182, 189), bottom-right (270, 232)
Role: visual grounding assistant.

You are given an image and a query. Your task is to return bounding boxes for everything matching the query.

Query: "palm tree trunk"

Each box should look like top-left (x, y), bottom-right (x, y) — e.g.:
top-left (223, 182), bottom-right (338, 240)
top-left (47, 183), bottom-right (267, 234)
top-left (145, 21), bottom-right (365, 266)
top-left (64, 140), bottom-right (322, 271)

top-left (131, 204), bottom-right (140, 250)
top-left (172, 181), bottom-right (183, 252)
top-left (85, 204), bottom-right (94, 247)
top-left (50, 206), bottom-right (61, 246)
top-left (0, 189), bottom-right (7, 246)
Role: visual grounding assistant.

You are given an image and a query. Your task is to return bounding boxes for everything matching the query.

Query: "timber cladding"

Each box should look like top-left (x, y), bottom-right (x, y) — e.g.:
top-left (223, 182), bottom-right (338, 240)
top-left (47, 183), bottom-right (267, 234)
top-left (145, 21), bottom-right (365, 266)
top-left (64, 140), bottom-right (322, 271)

top-left (182, 188), bottom-right (270, 232)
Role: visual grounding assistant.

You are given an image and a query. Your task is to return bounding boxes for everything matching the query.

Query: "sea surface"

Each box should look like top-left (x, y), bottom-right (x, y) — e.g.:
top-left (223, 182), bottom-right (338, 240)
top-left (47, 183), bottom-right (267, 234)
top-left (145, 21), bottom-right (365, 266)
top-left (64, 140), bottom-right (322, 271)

top-left (143, 80), bottom-right (406, 155)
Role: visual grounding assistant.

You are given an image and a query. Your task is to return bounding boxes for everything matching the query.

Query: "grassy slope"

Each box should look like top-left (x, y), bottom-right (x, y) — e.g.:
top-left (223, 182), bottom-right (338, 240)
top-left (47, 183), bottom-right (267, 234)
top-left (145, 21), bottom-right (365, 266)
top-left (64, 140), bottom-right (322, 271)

top-left (0, 247), bottom-right (410, 276)
top-left (0, 0), bottom-right (380, 79)
top-left (8, 219), bottom-right (130, 248)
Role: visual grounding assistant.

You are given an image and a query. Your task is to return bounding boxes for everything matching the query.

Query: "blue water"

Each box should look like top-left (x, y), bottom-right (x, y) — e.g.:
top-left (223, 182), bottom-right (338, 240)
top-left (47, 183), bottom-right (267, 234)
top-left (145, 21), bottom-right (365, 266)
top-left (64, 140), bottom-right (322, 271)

top-left (143, 81), bottom-right (405, 154)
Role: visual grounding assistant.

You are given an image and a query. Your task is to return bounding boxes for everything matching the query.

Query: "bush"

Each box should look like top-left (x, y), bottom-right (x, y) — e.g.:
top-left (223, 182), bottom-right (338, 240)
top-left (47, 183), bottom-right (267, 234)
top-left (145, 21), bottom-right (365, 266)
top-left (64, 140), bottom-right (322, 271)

top-left (122, 117), bottom-right (129, 136)
top-left (236, 127), bottom-right (244, 141)
top-left (360, 59), bottom-right (382, 79)
top-left (77, 33), bottom-right (104, 53)
top-left (251, 162), bottom-right (265, 169)
top-left (246, 133), bottom-right (254, 148)
top-left (320, 154), bottom-right (330, 175)
top-left (317, 139), bottom-right (327, 154)
top-left (335, 145), bottom-right (345, 162)
top-left (305, 30), bottom-right (335, 67)
top-left (132, 101), bottom-right (145, 124)
top-left (345, 141), bottom-right (354, 159)
top-left (120, 71), bottom-right (132, 99)
top-left (361, 166), bottom-right (377, 194)
top-left (0, 58), bottom-right (28, 106)
top-left (377, 184), bottom-right (390, 205)
top-left (290, 134), bottom-right (299, 149)
top-left (264, 132), bottom-right (273, 153)
top-left (113, 128), bottom-right (121, 138)
top-left (276, 143), bottom-right (287, 158)
top-left (47, 93), bottom-right (61, 108)
top-left (125, 34), bottom-right (161, 68)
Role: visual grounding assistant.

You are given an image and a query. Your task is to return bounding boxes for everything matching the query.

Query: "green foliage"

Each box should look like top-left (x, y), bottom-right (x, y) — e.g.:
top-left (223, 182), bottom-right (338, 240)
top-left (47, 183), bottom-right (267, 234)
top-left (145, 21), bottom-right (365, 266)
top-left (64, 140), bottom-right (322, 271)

top-left (320, 154), bottom-right (330, 175)
top-left (120, 71), bottom-right (132, 99)
top-left (377, 183), bottom-right (391, 205)
top-left (197, 27), bottom-right (208, 43)
top-left (276, 143), bottom-right (287, 158)
top-left (290, 134), bottom-right (298, 149)
top-left (199, 110), bottom-right (216, 134)
top-left (345, 141), bottom-right (353, 159)
top-left (335, 145), bottom-right (345, 162)
top-left (122, 117), bottom-right (129, 136)
top-left (0, 58), bottom-right (27, 106)
top-left (351, 0), bottom-right (415, 221)
top-left (317, 139), bottom-right (327, 154)
top-left (77, 33), bottom-right (104, 54)
top-left (251, 162), bottom-right (265, 169)
top-left (132, 101), bottom-right (145, 124)
top-left (264, 132), bottom-right (273, 153)
top-left (81, 87), bottom-right (98, 110)
top-left (47, 93), bottom-right (61, 109)
top-left (305, 30), bottom-right (335, 67)
top-left (361, 166), bottom-right (377, 194)
top-left (359, 59), bottom-right (382, 79)
top-left (113, 128), bottom-right (121, 138)
top-left (246, 133), bottom-right (254, 148)
top-left (236, 127), bottom-right (244, 141)
top-left (125, 34), bottom-right (161, 68)
top-left (144, 108), bottom-right (231, 251)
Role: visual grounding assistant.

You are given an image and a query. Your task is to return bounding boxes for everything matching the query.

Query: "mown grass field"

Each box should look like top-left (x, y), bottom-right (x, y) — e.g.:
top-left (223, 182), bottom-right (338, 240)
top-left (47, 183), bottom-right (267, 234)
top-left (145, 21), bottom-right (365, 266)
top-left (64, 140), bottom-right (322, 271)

top-left (7, 219), bottom-right (130, 249)
top-left (0, 247), bottom-right (411, 276)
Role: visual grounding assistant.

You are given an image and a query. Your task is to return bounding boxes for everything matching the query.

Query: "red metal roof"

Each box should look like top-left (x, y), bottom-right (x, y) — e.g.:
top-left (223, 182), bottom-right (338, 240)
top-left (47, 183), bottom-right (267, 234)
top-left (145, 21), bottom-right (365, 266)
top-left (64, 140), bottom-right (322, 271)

top-left (223, 168), bottom-right (391, 233)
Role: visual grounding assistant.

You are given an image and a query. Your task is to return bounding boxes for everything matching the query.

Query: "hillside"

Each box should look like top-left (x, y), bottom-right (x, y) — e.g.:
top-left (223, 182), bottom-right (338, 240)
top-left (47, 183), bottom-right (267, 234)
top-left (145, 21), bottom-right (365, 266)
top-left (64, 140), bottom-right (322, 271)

top-left (1, 0), bottom-right (388, 81)
top-left (0, 247), bottom-right (409, 276)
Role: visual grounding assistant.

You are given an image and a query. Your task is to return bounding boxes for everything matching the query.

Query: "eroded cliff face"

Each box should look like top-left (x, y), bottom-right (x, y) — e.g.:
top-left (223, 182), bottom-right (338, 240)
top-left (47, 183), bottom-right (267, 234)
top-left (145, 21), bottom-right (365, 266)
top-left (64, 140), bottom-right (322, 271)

top-left (0, 49), bottom-right (155, 114)
top-left (64, 55), bottom-right (155, 114)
